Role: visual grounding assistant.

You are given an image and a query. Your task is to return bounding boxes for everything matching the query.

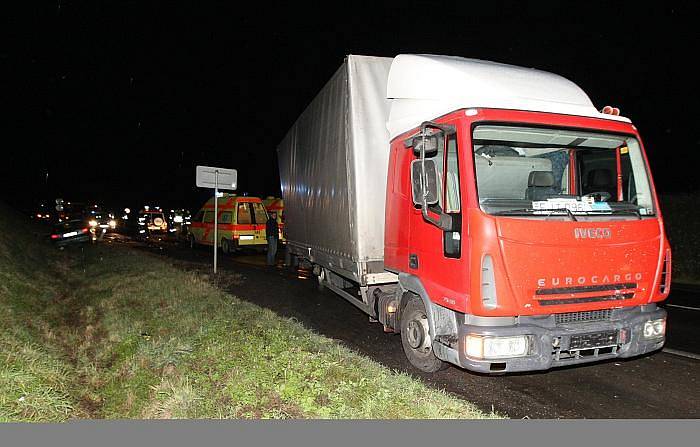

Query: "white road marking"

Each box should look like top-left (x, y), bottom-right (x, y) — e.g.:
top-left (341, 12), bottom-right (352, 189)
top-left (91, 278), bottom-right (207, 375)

top-left (662, 348), bottom-right (700, 360)
top-left (665, 304), bottom-right (700, 311)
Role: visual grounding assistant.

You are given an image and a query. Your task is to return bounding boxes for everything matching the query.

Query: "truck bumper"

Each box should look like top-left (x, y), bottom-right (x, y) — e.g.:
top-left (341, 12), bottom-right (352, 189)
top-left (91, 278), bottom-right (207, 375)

top-left (435, 304), bottom-right (666, 374)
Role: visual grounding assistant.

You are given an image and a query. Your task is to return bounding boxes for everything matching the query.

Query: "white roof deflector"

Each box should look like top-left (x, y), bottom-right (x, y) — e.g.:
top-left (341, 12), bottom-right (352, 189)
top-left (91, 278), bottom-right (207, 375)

top-left (386, 54), bottom-right (629, 139)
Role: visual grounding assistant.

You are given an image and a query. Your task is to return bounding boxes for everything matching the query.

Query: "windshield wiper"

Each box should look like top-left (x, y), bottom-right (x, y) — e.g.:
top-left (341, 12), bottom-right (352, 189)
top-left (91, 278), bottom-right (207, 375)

top-left (597, 208), bottom-right (643, 220)
top-left (491, 208), bottom-right (577, 221)
top-left (560, 207), bottom-right (578, 222)
top-left (491, 208), bottom-right (538, 215)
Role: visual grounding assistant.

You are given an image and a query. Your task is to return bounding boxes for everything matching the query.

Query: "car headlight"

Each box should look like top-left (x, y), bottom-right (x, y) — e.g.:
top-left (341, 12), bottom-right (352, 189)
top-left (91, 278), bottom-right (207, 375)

top-left (643, 318), bottom-right (666, 338)
top-left (108, 219), bottom-right (117, 229)
top-left (465, 335), bottom-right (529, 359)
top-left (89, 219), bottom-right (98, 227)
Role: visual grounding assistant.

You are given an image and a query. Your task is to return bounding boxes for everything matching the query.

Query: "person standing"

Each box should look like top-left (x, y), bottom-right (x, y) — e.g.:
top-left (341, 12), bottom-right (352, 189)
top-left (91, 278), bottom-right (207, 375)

top-left (265, 212), bottom-right (279, 266)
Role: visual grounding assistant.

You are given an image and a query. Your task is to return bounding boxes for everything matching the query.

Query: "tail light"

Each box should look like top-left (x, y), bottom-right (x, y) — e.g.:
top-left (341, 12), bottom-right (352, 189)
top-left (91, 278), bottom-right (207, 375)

top-left (659, 249), bottom-right (671, 294)
top-left (81, 228), bottom-right (89, 234)
top-left (51, 234), bottom-right (60, 239)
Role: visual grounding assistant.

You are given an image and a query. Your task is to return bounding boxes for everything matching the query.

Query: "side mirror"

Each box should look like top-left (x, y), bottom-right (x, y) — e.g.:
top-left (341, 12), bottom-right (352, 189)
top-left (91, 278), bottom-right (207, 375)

top-left (411, 158), bottom-right (440, 206)
top-left (406, 134), bottom-right (440, 155)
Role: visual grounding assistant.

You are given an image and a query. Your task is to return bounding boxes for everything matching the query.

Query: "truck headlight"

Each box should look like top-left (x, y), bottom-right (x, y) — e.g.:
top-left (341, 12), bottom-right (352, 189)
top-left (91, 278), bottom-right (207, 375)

top-left (465, 335), bottom-right (529, 359)
top-left (643, 318), bottom-right (666, 338)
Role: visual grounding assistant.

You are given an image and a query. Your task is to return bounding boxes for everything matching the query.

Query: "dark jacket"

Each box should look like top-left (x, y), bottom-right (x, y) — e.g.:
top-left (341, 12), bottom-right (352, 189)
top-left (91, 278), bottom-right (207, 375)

top-left (266, 216), bottom-right (278, 240)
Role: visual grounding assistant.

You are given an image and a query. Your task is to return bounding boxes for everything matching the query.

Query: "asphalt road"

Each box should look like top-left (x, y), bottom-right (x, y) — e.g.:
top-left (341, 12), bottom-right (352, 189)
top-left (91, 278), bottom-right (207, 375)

top-left (104, 232), bottom-right (700, 418)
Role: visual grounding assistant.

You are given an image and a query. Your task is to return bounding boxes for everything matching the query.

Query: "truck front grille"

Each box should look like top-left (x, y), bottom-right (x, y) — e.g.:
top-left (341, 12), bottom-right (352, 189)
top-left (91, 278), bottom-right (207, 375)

top-left (538, 293), bottom-right (634, 306)
top-left (555, 309), bottom-right (612, 325)
top-left (535, 283), bottom-right (637, 306)
top-left (535, 283), bottom-right (636, 296)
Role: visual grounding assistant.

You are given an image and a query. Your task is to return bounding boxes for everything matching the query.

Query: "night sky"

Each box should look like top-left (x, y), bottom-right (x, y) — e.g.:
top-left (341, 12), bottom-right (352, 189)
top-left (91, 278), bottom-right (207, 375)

top-left (6, 2), bottom-right (699, 213)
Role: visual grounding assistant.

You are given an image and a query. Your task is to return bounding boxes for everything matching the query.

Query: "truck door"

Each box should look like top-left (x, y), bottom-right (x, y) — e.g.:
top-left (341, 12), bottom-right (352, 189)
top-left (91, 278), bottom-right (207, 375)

top-left (408, 123), bottom-right (467, 310)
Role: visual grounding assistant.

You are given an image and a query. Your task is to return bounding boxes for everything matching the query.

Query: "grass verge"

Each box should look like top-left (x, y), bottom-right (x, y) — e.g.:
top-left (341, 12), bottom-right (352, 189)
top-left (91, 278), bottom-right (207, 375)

top-left (0, 203), bottom-right (498, 420)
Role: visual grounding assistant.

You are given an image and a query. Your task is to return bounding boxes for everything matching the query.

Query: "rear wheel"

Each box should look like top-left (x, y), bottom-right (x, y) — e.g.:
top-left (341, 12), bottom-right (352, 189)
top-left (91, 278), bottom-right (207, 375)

top-left (286, 251), bottom-right (299, 270)
top-left (221, 238), bottom-right (230, 255)
top-left (400, 294), bottom-right (446, 373)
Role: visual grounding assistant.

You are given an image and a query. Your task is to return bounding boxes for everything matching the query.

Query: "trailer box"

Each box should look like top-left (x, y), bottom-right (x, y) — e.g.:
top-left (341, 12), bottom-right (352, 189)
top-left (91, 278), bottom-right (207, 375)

top-left (277, 56), bottom-right (395, 286)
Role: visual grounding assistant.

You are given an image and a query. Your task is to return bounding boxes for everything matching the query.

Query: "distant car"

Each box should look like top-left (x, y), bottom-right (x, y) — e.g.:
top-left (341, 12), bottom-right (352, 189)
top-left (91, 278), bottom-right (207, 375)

top-left (50, 220), bottom-right (90, 248)
top-left (166, 208), bottom-right (192, 239)
top-left (137, 210), bottom-right (168, 236)
top-left (86, 206), bottom-right (118, 235)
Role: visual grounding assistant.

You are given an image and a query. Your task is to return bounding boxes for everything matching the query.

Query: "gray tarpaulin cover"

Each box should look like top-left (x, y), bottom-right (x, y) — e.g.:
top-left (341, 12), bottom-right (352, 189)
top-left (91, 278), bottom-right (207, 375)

top-left (277, 55), bottom-right (393, 264)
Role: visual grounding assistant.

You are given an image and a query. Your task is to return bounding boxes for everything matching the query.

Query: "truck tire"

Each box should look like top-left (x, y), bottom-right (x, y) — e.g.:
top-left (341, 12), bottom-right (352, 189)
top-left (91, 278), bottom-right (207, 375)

top-left (221, 238), bottom-right (230, 255)
top-left (189, 235), bottom-right (196, 249)
top-left (400, 294), bottom-right (446, 373)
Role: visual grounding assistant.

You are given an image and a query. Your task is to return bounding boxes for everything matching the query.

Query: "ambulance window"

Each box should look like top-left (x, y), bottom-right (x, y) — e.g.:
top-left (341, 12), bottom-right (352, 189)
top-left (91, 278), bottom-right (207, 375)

top-left (220, 212), bottom-right (232, 224)
top-left (252, 203), bottom-right (268, 224)
top-left (194, 211), bottom-right (204, 222)
top-left (203, 211), bottom-right (214, 223)
top-left (237, 203), bottom-right (252, 224)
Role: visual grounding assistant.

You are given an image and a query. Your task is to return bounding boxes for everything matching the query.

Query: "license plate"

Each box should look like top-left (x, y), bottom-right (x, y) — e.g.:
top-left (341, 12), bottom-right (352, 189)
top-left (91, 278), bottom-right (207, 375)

top-left (569, 330), bottom-right (618, 350)
top-left (63, 231), bottom-right (78, 237)
top-left (239, 235), bottom-right (254, 240)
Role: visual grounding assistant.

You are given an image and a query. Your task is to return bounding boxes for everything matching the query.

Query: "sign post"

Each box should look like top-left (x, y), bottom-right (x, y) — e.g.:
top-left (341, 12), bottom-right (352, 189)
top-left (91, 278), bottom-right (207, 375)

top-left (196, 166), bottom-right (237, 274)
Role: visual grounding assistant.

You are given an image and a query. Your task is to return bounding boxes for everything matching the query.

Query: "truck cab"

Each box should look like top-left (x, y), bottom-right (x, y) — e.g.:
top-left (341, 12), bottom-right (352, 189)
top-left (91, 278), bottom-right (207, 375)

top-left (383, 56), bottom-right (670, 373)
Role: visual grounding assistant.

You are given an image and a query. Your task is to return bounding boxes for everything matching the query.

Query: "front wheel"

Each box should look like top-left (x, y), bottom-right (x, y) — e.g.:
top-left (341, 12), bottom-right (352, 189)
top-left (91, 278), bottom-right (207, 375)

top-left (221, 238), bottom-right (230, 255)
top-left (189, 235), bottom-right (196, 249)
top-left (400, 294), bottom-right (446, 373)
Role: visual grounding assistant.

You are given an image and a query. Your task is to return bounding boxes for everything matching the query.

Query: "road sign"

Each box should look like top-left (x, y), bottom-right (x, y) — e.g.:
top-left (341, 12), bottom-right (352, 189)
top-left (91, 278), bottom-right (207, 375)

top-left (196, 166), bottom-right (237, 190)
top-left (195, 166), bottom-right (237, 274)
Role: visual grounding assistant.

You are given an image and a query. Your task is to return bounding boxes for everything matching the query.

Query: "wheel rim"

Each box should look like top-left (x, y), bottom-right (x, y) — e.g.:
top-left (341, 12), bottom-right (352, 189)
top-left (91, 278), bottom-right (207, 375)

top-left (406, 314), bottom-right (431, 351)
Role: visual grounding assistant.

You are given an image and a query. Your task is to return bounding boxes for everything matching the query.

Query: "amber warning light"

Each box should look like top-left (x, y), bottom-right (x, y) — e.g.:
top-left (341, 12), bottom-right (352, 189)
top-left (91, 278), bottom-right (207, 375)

top-left (601, 105), bottom-right (621, 116)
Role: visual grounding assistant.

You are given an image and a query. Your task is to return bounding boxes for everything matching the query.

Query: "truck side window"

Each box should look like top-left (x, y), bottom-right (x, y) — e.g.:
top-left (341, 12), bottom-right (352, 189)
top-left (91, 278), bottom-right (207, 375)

top-left (220, 212), bottom-right (232, 224)
top-left (445, 135), bottom-right (461, 213)
top-left (237, 203), bottom-right (252, 224)
top-left (203, 211), bottom-right (214, 223)
top-left (443, 133), bottom-right (461, 259)
top-left (194, 211), bottom-right (204, 222)
top-left (433, 136), bottom-right (445, 210)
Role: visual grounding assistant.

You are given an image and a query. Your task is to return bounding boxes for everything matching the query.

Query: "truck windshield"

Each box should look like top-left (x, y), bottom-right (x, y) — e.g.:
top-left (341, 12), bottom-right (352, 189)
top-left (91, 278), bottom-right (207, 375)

top-left (472, 124), bottom-right (655, 218)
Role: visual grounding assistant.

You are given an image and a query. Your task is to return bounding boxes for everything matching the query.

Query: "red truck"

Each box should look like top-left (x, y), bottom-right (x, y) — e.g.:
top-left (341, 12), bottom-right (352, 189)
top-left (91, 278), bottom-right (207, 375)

top-left (277, 54), bottom-right (670, 373)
